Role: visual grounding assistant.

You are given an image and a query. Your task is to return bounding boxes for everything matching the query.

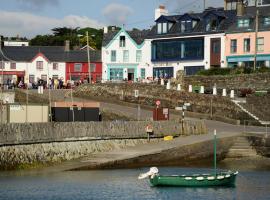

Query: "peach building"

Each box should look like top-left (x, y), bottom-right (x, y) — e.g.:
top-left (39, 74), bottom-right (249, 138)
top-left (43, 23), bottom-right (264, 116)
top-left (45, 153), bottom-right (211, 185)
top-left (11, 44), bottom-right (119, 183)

top-left (225, 1), bottom-right (270, 68)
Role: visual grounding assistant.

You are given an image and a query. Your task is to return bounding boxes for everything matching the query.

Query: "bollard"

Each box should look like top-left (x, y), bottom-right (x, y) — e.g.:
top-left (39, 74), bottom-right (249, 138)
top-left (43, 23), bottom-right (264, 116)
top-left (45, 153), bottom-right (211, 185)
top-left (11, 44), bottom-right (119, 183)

top-left (189, 85), bottom-right (192, 93)
top-left (200, 86), bottom-right (204, 94)
top-left (213, 86), bottom-right (217, 95)
top-left (166, 81), bottom-right (171, 90)
top-left (161, 79), bottom-right (165, 86)
top-left (230, 90), bottom-right (235, 98)
top-left (40, 86), bottom-right (44, 94)
top-left (177, 84), bottom-right (181, 91)
top-left (222, 89), bottom-right (227, 97)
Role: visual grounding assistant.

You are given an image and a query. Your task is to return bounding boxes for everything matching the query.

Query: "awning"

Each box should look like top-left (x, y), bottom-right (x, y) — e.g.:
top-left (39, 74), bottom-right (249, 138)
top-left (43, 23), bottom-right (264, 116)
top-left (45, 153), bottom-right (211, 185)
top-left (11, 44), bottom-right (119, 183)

top-left (227, 54), bottom-right (270, 62)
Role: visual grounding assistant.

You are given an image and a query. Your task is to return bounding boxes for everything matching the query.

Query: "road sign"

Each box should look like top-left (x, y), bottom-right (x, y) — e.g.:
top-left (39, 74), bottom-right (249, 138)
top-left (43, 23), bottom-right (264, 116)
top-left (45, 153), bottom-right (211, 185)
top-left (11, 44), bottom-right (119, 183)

top-left (156, 100), bottom-right (161, 106)
top-left (175, 107), bottom-right (182, 111)
top-left (134, 90), bottom-right (139, 98)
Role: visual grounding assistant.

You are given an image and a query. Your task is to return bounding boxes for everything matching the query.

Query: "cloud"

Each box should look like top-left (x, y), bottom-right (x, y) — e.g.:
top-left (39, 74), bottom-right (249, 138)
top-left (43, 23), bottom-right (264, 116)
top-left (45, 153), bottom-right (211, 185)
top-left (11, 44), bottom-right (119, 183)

top-left (0, 10), bottom-right (104, 38)
top-left (15, 0), bottom-right (59, 10)
top-left (102, 3), bottom-right (133, 26)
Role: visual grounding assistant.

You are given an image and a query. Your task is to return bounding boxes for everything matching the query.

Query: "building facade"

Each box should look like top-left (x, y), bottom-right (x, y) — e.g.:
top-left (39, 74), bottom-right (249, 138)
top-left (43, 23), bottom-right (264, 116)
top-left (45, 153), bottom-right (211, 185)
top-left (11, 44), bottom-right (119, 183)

top-left (0, 46), bottom-right (101, 85)
top-left (146, 6), bottom-right (236, 78)
top-left (102, 28), bottom-right (150, 82)
top-left (225, 3), bottom-right (270, 67)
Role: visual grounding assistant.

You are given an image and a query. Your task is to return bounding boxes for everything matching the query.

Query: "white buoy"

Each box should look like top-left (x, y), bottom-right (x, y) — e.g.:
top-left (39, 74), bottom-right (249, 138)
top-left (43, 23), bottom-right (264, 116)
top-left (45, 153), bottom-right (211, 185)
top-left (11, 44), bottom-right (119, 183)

top-left (200, 86), bottom-right (204, 94)
top-left (230, 90), bottom-right (235, 99)
top-left (189, 85), bottom-right (192, 93)
top-left (177, 84), bottom-right (181, 91)
top-left (222, 89), bottom-right (227, 97)
top-left (213, 86), bottom-right (217, 95)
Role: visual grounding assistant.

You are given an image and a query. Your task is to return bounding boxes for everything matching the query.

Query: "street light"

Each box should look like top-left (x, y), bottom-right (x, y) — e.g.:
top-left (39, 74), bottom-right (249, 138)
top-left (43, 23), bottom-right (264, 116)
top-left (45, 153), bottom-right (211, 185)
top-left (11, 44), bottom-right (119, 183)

top-left (86, 31), bottom-right (95, 84)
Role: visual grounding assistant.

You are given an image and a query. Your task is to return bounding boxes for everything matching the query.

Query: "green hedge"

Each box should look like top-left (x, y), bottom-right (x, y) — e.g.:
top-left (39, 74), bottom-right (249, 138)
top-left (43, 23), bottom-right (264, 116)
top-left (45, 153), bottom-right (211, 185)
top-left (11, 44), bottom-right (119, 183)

top-left (196, 67), bottom-right (270, 76)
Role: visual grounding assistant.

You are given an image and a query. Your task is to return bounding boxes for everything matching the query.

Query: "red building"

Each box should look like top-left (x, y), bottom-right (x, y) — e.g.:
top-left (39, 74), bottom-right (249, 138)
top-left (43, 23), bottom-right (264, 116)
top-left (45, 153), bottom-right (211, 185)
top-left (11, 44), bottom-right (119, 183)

top-left (65, 50), bottom-right (102, 83)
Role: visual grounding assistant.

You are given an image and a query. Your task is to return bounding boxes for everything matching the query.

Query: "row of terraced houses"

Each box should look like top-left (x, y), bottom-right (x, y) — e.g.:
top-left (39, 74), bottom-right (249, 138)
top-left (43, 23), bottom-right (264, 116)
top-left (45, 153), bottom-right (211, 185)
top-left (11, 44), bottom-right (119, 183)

top-left (0, 0), bottom-right (270, 85)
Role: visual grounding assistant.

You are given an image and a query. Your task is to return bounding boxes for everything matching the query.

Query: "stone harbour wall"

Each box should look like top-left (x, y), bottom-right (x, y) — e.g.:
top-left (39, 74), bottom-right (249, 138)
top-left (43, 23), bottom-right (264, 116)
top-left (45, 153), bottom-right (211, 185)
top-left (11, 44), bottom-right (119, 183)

top-left (0, 120), bottom-right (207, 169)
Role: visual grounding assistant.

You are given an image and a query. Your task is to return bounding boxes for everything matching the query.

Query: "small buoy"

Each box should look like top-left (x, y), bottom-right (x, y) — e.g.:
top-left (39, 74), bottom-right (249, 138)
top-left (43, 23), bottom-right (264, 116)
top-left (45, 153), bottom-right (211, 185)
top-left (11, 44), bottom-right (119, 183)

top-left (207, 176), bottom-right (215, 180)
top-left (217, 176), bottom-right (225, 180)
top-left (196, 177), bottom-right (204, 181)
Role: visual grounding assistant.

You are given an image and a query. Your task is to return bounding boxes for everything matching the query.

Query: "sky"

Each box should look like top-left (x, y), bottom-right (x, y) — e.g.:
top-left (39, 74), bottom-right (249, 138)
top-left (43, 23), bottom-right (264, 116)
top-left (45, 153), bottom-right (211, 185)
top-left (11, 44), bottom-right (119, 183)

top-left (0, 0), bottom-right (224, 38)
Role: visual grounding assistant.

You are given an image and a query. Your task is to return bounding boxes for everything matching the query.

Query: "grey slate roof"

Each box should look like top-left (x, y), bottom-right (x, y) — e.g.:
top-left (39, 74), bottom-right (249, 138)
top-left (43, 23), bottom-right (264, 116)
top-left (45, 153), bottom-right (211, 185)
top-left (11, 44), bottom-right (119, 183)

top-left (146, 7), bottom-right (237, 39)
top-left (0, 46), bottom-right (101, 62)
top-left (226, 6), bottom-right (270, 33)
top-left (102, 29), bottom-right (150, 47)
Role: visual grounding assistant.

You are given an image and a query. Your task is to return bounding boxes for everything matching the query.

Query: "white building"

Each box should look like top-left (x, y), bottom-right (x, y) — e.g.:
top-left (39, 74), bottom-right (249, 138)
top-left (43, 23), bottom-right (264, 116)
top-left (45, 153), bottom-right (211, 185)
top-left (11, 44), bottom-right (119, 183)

top-left (102, 27), bottom-right (151, 82)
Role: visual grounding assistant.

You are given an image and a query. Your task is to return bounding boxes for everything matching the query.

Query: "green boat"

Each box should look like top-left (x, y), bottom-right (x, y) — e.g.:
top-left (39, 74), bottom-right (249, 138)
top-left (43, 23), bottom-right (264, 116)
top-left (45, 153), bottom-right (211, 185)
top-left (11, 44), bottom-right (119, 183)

top-left (138, 130), bottom-right (238, 187)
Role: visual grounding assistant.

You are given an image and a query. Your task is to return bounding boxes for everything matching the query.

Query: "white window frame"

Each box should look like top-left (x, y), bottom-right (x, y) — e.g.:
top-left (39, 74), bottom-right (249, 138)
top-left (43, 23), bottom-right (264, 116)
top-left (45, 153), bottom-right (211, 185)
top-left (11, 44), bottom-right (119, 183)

top-left (136, 50), bottom-right (142, 63)
top-left (123, 50), bottom-right (129, 62)
top-left (257, 37), bottom-right (264, 52)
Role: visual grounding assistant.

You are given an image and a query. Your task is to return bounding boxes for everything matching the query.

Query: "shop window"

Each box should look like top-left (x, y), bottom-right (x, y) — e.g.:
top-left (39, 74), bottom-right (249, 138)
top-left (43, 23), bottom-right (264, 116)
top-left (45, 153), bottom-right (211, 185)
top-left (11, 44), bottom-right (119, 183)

top-left (74, 63), bottom-right (82, 72)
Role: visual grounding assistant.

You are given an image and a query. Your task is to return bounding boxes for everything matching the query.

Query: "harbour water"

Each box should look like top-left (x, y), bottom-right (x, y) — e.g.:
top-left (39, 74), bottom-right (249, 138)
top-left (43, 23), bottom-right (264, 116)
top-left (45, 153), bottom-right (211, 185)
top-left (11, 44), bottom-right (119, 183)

top-left (0, 167), bottom-right (270, 200)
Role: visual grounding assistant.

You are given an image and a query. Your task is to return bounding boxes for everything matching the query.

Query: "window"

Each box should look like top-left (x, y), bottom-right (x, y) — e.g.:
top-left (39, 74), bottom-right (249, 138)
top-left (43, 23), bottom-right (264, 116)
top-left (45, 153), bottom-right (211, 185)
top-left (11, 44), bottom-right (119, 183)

top-left (157, 23), bottom-right (168, 34)
top-left (123, 50), bottom-right (129, 62)
top-left (10, 63), bottom-right (16, 69)
top-left (0, 62), bottom-right (5, 69)
top-left (109, 68), bottom-right (123, 80)
top-left (74, 63), bottom-right (82, 72)
top-left (41, 75), bottom-right (47, 81)
top-left (258, 0), bottom-right (270, 6)
top-left (230, 39), bottom-right (237, 53)
top-left (53, 63), bottom-right (58, 70)
top-left (157, 23), bottom-right (162, 34)
top-left (181, 21), bottom-right (193, 33)
top-left (120, 36), bottom-right (126, 47)
top-left (162, 23), bottom-right (167, 33)
top-left (206, 19), bottom-right (218, 31)
top-left (36, 61), bottom-right (43, 70)
top-left (111, 50), bottom-right (116, 62)
top-left (257, 37), bottom-right (264, 52)
top-left (29, 75), bottom-right (35, 83)
top-left (140, 68), bottom-right (146, 79)
top-left (52, 75), bottom-right (58, 80)
top-left (136, 50), bottom-right (142, 62)
top-left (212, 41), bottom-right (220, 54)
top-left (90, 63), bottom-right (96, 72)
top-left (151, 38), bottom-right (204, 61)
top-left (244, 38), bottom-right (250, 52)
top-left (264, 17), bottom-right (270, 25)
top-left (238, 19), bottom-right (250, 28)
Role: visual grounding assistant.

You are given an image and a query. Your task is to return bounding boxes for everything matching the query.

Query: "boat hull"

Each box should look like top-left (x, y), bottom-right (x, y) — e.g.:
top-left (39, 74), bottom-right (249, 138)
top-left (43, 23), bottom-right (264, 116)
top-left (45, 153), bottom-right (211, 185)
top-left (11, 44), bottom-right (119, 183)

top-left (149, 172), bottom-right (237, 187)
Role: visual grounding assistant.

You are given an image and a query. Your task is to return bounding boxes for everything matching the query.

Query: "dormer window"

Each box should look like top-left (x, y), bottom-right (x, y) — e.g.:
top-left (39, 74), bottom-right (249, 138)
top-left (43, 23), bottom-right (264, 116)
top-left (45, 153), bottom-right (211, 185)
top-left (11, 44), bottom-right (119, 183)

top-left (238, 19), bottom-right (250, 28)
top-left (264, 17), bottom-right (270, 25)
top-left (206, 19), bottom-right (218, 31)
top-left (181, 21), bottom-right (192, 33)
top-left (120, 36), bottom-right (126, 47)
top-left (157, 23), bottom-right (168, 34)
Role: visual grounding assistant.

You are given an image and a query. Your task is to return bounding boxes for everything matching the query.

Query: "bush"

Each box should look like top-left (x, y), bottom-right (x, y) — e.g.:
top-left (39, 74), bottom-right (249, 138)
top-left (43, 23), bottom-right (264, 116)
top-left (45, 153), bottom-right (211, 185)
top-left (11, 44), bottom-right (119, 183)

top-left (196, 68), bottom-right (231, 76)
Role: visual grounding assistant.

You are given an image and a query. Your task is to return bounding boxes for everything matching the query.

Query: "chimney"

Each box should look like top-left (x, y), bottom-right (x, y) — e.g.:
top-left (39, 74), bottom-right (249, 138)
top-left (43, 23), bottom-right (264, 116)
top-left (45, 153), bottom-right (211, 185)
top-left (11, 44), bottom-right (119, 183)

top-left (104, 26), bottom-right (108, 34)
top-left (237, 0), bottom-right (245, 16)
top-left (64, 40), bottom-right (70, 52)
top-left (155, 5), bottom-right (168, 21)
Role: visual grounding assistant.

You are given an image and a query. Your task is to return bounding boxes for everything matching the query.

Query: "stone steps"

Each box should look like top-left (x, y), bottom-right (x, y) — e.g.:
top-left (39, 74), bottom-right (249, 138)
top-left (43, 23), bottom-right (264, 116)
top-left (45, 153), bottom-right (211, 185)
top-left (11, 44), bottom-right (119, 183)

top-left (226, 136), bottom-right (258, 158)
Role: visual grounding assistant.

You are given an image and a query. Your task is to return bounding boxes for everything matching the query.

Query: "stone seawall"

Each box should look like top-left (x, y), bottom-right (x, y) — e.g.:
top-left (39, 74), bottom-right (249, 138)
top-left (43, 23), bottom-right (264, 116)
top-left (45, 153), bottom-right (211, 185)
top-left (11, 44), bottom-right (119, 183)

top-left (247, 134), bottom-right (270, 157)
top-left (74, 84), bottom-right (250, 123)
top-left (0, 120), bottom-right (207, 169)
top-left (0, 139), bottom-right (157, 170)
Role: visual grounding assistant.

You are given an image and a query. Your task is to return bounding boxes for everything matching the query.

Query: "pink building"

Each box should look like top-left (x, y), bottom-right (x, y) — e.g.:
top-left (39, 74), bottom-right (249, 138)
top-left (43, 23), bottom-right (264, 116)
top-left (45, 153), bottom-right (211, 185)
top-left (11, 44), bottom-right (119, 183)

top-left (225, 1), bottom-right (270, 68)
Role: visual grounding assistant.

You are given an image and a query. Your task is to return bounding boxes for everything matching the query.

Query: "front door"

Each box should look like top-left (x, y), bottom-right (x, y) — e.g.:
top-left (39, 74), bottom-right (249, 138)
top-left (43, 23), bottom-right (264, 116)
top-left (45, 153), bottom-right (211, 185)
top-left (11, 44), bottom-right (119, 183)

top-left (128, 68), bottom-right (135, 81)
top-left (210, 38), bottom-right (221, 67)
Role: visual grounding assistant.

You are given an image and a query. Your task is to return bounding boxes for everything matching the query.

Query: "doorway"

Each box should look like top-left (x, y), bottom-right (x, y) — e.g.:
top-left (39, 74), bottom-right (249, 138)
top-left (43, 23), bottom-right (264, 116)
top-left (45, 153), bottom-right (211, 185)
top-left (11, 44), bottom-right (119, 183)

top-left (128, 68), bottom-right (135, 81)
